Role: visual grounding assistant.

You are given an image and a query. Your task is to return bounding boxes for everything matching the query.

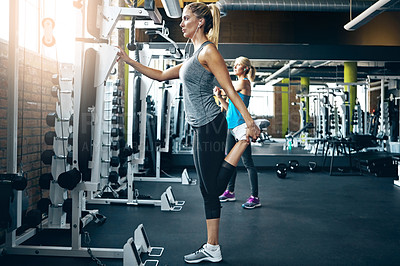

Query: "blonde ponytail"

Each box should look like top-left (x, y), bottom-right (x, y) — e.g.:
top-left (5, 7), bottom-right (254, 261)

top-left (207, 4), bottom-right (220, 47)
top-left (248, 65), bottom-right (256, 82)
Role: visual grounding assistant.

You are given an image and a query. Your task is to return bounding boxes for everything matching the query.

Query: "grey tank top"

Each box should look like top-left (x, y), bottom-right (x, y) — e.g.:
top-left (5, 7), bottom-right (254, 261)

top-left (179, 41), bottom-right (221, 127)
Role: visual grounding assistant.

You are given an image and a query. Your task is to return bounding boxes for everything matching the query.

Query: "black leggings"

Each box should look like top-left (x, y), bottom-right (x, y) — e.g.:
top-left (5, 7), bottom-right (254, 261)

top-left (192, 113), bottom-right (234, 219)
top-left (226, 130), bottom-right (259, 197)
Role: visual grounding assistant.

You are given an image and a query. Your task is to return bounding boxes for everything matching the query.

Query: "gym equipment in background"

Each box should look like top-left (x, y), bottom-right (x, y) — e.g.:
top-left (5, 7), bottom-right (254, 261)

top-left (3, 1), bottom-right (169, 260)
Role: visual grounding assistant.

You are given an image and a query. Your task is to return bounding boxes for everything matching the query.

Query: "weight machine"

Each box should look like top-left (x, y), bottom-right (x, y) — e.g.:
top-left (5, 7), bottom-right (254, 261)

top-left (2, 0), bottom-right (177, 260)
top-left (367, 75), bottom-right (400, 186)
top-left (81, 1), bottom-right (188, 207)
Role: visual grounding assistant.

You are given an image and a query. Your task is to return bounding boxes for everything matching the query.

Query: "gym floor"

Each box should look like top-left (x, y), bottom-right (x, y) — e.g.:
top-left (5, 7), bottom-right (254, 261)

top-left (1, 168), bottom-right (400, 266)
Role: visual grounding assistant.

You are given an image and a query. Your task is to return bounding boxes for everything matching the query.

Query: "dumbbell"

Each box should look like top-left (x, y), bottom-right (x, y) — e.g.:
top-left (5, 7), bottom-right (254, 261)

top-left (110, 156), bottom-right (120, 167)
top-left (118, 153), bottom-right (128, 165)
top-left (41, 150), bottom-right (55, 165)
top-left (44, 131), bottom-right (68, 145)
top-left (51, 85), bottom-right (59, 97)
top-left (276, 163), bottom-right (287, 179)
top-left (113, 87), bottom-right (122, 97)
top-left (46, 112), bottom-right (70, 127)
top-left (41, 150), bottom-right (68, 165)
top-left (288, 160), bottom-right (299, 172)
top-left (68, 132), bottom-right (73, 146)
top-left (58, 168), bottom-right (82, 190)
top-left (309, 161), bottom-right (318, 172)
top-left (119, 163), bottom-right (128, 177)
top-left (39, 173), bottom-right (53, 189)
top-left (37, 198), bottom-right (52, 214)
top-left (44, 131), bottom-right (57, 145)
top-left (111, 127), bottom-right (124, 138)
top-left (112, 106), bottom-right (124, 114)
top-left (120, 145), bottom-right (133, 158)
top-left (5, 173), bottom-right (28, 191)
top-left (110, 127), bottom-right (120, 138)
top-left (46, 112), bottom-right (57, 127)
top-left (110, 138), bottom-right (127, 151)
top-left (111, 140), bottom-right (120, 151)
top-left (108, 171), bottom-right (119, 183)
top-left (112, 97), bottom-right (122, 105)
top-left (51, 85), bottom-right (74, 98)
top-left (111, 115), bottom-right (124, 125)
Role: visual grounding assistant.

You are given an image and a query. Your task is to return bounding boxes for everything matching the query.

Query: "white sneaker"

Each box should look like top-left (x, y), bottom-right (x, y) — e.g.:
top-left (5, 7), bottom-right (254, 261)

top-left (184, 244), bottom-right (222, 263)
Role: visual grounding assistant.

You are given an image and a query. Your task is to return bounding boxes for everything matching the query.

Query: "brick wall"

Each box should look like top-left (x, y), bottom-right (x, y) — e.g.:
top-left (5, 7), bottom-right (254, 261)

top-left (269, 81), bottom-right (301, 138)
top-left (0, 39), bottom-right (58, 209)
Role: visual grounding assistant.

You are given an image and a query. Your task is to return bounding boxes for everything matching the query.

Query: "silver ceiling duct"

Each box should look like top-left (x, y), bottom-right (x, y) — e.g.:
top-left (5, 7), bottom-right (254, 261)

top-left (216, 0), bottom-right (400, 16)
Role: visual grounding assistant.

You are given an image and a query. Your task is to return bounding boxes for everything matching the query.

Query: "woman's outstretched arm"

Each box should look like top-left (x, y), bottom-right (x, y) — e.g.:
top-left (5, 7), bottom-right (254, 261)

top-left (117, 46), bottom-right (181, 82)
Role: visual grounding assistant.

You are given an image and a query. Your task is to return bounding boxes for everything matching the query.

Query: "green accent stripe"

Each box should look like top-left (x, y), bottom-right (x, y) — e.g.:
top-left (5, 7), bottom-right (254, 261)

top-left (300, 77), bottom-right (310, 124)
top-left (344, 62), bottom-right (357, 131)
top-left (281, 78), bottom-right (289, 137)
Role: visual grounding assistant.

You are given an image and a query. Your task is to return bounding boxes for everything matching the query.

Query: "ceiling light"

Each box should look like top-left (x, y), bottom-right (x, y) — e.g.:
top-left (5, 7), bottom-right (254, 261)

top-left (263, 61), bottom-right (297, 84)
top-left (344, 0), bottom-right (391, 31)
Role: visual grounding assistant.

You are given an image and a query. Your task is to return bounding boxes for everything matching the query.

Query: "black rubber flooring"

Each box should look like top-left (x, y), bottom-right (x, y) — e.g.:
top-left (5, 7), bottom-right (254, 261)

top-left (1, 168), bottom-right (400, 266)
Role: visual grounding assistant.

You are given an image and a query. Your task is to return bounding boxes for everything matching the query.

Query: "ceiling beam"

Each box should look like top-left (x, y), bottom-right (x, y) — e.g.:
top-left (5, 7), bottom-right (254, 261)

top-left (217, 43), bottom-right (400, 61)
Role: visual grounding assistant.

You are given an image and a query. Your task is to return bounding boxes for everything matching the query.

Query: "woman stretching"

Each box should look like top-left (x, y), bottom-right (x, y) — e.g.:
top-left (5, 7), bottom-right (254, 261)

top-left (117, 3), bottom-right (260, 263)
top-left (215, 56), bottom-right (261, 209)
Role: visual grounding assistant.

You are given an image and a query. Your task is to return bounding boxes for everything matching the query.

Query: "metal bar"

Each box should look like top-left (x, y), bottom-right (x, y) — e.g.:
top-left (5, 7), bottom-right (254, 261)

top-left (146, 43), bottom-right (400, 61)
top-left (7, 0), bottom-right (18, 175)
top-left (218, 43), bottom-right (400, 61)
top-left (13, 227), bottom-right (37, 246)
top-left (380, 79), bottom-right (385, 131)
top-left (71, 189), bottom-right (82, 250)
top-left (86, 197), bottom-right (162, 206)
top-left (368, 75), bottom-right (400, 79)
top-left (6, 0), bottom-right (21, 239)
top-left (119, 7), bottom-right (149, 16)
top-left (134, 176), bottom-right (182, 183)
top-left (4, 246), bottom-right (123, 258)
top-left (116, 20), bottom-right (163, 29)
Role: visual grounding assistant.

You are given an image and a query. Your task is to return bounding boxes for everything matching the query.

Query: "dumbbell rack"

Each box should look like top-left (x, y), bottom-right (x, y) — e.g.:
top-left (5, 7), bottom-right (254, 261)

top-left (4, 1), bottom-right (173, 260)
top-left (85, 50), bottom-right (186, 209)
top-left (45, 64), bottom-right (74, 229)
top-left (97, 80), bottom-right (128, 198)
top-left (86, 79), bottom-right (172, 207)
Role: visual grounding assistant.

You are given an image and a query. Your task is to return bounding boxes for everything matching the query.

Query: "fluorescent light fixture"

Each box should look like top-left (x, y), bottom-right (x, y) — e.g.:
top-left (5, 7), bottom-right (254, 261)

top-left (161, 0), bottom-right (182, 18)
top-left (344, 0), bottom-right (391, 31)
top-left (263, 60), bottom-right (297, 84)
top-left (309, 61), bottom-right (331, 68)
